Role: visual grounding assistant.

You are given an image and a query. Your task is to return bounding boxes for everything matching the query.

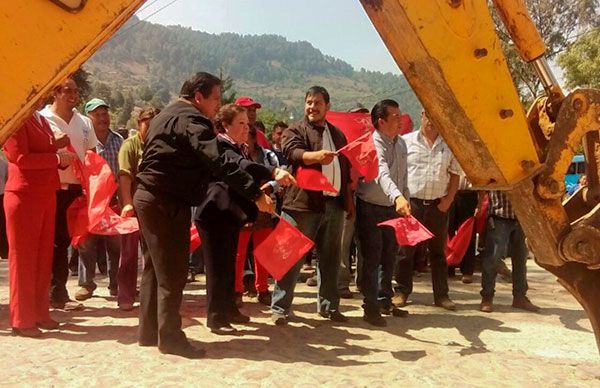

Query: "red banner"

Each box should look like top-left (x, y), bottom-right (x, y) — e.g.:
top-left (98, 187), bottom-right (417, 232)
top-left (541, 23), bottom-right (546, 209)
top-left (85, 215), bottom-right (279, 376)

top-left (326, 111), bottom-right (374, 143)
top-left (254, 218), bottom-right (315, 281)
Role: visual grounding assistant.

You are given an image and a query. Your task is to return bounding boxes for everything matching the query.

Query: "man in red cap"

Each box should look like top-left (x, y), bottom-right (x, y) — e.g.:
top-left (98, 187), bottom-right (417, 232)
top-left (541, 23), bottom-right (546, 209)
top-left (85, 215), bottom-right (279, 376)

top-left (235, 96), bottom-right (271, 149)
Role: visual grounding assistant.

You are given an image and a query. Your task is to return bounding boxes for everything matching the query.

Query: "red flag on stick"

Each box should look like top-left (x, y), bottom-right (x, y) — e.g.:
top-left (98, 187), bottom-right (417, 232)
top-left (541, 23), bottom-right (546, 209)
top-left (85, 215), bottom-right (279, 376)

top-left (338, 131), bottom-right (379, 182)
top-left (445, 217), bottom-right (475, 266)
top-left (295, 166), bottom-right (338, 193)
top-left (326, 111), bottom-right (374, 143)
top-left (378, 215), bottom-right (434, 246)
top-left (254, 218), bottom-right (315, 281)
top-left (189, 224), bottom-right (202, 253)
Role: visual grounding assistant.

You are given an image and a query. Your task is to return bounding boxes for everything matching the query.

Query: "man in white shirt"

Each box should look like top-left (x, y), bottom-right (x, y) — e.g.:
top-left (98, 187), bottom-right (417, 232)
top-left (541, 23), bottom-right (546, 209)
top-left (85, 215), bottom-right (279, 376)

top-left (394, 110), bottom-right (460, 310)
top-left (40, 77), bottom-right (98, 311)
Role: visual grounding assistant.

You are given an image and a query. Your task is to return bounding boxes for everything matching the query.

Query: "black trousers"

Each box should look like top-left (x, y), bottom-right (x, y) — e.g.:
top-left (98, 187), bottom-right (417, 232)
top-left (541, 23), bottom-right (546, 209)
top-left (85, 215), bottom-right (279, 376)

top-left (196, 219), bottom-right (241, 328)
top-left (448, 191), bottom-right (478, 276)
top-left (395, 198), bottom-right (450, 298)
top-left (50, 187), bottom-right (82, 303)
top-left (356, 199), bottom-right (398, 313)
top-left (134, 188), bottom-right (190, 349)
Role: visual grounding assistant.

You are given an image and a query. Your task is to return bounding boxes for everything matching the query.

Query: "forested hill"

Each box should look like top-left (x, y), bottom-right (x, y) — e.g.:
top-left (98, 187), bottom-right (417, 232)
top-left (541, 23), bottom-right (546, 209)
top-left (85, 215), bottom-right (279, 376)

top-left (85, 16), bottom-right (421, 127)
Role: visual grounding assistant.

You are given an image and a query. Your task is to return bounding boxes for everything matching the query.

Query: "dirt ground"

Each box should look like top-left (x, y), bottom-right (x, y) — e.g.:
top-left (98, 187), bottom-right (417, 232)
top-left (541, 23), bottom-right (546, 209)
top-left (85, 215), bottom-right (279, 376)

top-left (0, 258), bottom-right (598, 387)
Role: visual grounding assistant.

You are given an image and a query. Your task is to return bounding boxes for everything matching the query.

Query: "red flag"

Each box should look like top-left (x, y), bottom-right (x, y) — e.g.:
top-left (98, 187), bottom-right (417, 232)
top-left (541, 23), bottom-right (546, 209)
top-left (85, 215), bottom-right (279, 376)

top-left (326, 111), bottom-right (374, 143)
top-left (254, 218), bottom-right (315, 281)
top-left (445, 217), bottom-right (475, 266)
top-left (378, 215), bottom-right (434, 246)
top-left (295, 166), bottom-right (338, 193)
top-left (475, 194), bottom-right (489, 235)
top-left (67, 150), bottom-right (140, 246)
top-left (189, 224), bottom-right (202, 253)
top-left (400, 114), bottom-right (413, 135)
top-left (338, 131), bottom-right (379, 182)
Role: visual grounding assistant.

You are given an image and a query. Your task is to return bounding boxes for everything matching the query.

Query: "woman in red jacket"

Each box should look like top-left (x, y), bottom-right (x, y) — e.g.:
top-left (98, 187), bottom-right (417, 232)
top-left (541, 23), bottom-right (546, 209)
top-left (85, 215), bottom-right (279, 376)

top-left (4, 113), bottom-right (74, 337)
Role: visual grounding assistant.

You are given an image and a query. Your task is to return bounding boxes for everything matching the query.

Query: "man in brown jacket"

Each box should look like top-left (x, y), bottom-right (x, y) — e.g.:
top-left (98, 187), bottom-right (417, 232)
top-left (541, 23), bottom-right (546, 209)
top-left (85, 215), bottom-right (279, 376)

top-left (271, 86), bottom-right (354, 325)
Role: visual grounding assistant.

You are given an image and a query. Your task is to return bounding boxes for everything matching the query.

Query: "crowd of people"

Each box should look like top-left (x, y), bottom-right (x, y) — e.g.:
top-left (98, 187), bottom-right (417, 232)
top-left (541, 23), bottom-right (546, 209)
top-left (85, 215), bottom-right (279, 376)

top-left (3, 70), bottom-right (542, 359)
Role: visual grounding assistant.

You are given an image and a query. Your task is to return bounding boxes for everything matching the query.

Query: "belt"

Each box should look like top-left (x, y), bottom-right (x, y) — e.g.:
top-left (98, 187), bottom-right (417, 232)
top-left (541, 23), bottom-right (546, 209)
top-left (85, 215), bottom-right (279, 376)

top-left (412, 197), bottom-right (440, 206)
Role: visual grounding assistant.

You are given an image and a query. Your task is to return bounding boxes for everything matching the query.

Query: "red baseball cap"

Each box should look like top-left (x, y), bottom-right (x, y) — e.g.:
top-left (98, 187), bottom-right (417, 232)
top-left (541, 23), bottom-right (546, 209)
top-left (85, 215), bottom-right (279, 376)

top-left (235, 96), bottom-right (262, 109)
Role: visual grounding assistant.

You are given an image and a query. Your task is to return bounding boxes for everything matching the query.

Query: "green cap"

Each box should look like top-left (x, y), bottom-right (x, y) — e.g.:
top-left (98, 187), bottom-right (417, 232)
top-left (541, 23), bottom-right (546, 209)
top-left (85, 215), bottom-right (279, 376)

top-left (84, 98), bottom-right (109, 114)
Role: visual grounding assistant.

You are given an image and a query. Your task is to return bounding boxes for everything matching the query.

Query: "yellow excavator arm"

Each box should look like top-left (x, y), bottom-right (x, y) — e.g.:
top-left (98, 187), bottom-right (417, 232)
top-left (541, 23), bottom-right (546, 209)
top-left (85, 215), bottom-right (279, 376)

top-left (1, 0), bottom-right (599, 352)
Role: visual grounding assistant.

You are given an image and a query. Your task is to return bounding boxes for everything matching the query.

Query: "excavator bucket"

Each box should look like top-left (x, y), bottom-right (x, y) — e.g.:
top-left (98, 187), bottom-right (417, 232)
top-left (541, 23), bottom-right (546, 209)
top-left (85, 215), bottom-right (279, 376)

top-left (0, 0), bottom-right (146, 144)
top-left (361, 0), bottom-right (600, 352)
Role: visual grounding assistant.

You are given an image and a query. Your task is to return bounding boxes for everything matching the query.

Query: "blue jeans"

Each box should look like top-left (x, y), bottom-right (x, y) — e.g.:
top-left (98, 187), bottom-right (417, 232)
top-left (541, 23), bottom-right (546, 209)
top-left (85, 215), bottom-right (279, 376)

top-left (356, 199), bottom-right (398, 313)
top-left (271, 199), bottom-right (345, 315)
top-left (78, 234), bottom-right (120, 292)
top-left (480, 216), bottom-right (529, 298)
top-left (337, 211), bottom-right (356, 291)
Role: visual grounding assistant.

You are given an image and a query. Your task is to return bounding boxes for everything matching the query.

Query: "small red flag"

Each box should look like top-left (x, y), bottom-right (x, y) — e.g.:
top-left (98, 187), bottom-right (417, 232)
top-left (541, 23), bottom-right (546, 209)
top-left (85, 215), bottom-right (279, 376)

top-left (400, 114), bottom-right (413, 135)
top-left (253, 218), bottom-right (315, 281)
top-left (445, 217), bottom-right (475, 266)
top-left (295, 166), bottom-right (338, 193)
top-left (189, 224), bottom-right (202, 253)
top-left (326, 111), bottom-right (374, 143)
top-left (378, 215), bottom-right (434, 246)
top-left (338, 131), bottom-right (379, 182)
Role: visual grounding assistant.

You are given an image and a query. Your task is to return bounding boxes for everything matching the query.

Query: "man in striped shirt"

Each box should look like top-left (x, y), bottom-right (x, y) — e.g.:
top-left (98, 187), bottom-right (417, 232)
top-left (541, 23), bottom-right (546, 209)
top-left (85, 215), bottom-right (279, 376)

top-left (479, 191), bottom-right (539, 313)
top-left (395, 110), bottom-right (460, 310)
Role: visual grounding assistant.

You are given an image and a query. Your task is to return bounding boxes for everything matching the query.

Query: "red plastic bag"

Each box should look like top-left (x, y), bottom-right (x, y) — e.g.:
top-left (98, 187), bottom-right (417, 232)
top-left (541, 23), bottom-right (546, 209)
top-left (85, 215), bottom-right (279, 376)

top-left (378, 215), bottom-right (434, 246)
top-left (254, 218), bottom-right (315, 281)
top-left (445, 217), bottom-right (475, 266)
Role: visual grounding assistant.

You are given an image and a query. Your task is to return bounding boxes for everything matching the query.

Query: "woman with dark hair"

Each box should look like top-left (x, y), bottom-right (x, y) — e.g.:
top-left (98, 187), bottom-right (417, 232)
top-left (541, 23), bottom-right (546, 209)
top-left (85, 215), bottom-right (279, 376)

top-left (195, 103), bottom-right (294, 334)
top-left (4, 113), bottom-right (75, 337)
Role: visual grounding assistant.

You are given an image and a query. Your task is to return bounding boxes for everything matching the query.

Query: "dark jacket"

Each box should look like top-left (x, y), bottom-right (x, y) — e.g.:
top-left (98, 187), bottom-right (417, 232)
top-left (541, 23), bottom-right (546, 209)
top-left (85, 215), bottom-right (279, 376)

top-left (195, 136), bottom-right (275, 228)
top-left (282, 117), bottom-right (351, 213)
top-left (136, 99), bottom-right (260, 206)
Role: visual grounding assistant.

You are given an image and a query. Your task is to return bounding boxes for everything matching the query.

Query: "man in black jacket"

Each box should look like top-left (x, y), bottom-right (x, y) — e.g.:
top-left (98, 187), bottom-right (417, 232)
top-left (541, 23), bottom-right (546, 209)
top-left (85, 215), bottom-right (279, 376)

top-left (271, 86), bottom-right (355, 325)
top-left (134, 72), bottom-right (273, 359)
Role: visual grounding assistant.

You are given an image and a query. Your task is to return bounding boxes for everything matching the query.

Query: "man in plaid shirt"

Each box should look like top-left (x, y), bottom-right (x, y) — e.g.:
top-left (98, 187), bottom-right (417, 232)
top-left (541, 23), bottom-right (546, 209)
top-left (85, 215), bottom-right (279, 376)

top-left (74, 98), bottom-right (123, 301)
top-left (479, 190), bottom-right (539, 313)
top-left (395, 110), bottom-right (461, 310)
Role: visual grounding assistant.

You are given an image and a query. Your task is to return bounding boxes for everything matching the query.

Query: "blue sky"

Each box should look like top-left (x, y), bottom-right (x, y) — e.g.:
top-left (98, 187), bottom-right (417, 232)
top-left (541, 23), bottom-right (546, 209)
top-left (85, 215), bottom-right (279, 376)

top-left (136, 0), bottom-right (401, 74)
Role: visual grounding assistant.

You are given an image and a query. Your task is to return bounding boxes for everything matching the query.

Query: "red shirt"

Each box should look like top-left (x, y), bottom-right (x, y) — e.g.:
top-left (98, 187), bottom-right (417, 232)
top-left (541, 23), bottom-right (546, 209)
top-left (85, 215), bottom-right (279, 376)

top-left (3, 114), bottom-right (60, 192)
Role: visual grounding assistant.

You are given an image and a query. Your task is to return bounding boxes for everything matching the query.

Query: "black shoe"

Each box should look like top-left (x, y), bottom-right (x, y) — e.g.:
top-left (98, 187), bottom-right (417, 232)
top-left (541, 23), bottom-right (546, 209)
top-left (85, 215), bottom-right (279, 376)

top-left (159, 343), bottom-right (206, 359)
top-left (209, 324), bottom-right (237, 335)
top-left (339, 289), bottom-right (353, 299)
top-left (271, 313), bottom-right (287, 326)
top-left (363, 313), bottom-right (387, 327)
top-left (257, 292), bottom-right (272, 306)
top-left (139, 338), bottom-right (158, 347)
top-left (228, 312), bottom-right (250, 325)
top-left (320, 310), bottom-right (349, 323)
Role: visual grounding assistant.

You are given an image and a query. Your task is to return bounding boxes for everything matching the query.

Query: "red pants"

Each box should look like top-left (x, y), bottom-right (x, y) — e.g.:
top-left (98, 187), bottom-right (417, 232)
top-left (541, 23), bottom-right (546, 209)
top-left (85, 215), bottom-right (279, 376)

top-left (5, 190), bottom-right (56, 328)
top-left (235, 228), bottom-right (271, 294)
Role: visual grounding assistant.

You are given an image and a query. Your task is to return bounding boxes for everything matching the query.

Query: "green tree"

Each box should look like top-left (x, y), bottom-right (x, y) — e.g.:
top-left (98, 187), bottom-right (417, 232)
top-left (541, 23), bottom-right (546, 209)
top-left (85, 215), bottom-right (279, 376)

top-left (92, 81), bottom-right (113, 104)
top-left (558, 29), bottom-right (600, 89)
top-left (118, 92), bottom-right (135, 126)
top-left (491, 0), bottom-right (599, 101)
top-left (257, 109), bottom-right (287, 139)
top-left (72, 67), bottom-right (92, 103)
top-left (111, 89), bottom-right (125, 108)
top-left (219, 67), bottom-right (237, 104)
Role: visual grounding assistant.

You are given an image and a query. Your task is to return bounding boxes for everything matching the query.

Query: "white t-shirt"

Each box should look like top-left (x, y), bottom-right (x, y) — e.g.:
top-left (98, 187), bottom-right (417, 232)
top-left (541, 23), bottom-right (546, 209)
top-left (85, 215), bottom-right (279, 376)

top-left (321, 124), bottom-right (341, 197)
top-left (40, 105), bottom-right (98, 186)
